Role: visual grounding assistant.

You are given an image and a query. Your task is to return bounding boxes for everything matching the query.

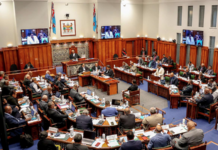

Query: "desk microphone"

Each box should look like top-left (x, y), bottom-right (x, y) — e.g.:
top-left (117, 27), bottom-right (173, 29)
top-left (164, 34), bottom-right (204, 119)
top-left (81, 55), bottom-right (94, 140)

top-left (170, 117), bottom-right (175, 124)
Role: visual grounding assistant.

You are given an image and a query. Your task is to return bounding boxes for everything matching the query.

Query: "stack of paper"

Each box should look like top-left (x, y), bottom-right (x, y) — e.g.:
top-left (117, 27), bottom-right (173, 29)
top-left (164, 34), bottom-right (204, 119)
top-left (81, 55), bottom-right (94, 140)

top-left (108, 140), bottom-right (120, 147)
top-left (144, 131), bottom-right (156, 138)
top-left (106, 117), bottom-right (117, 126)
top-left (92, 140), bottom-right (105, 148)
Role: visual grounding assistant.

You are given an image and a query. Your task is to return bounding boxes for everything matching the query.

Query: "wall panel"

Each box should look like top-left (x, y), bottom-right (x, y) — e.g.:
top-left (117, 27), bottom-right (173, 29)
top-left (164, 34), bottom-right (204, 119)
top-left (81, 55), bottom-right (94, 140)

top-left (179, 44), bottom-right (186, 67)
top-left (190, 46), bottom-right (197, 66)
top-left (201, 47), bottom-right (209, 68)
top-left (0, 51), bottom-right (5, 71)
top-left (2, 47), bottom-right (19, 72)
top-left (213, 48), bottom-right (218, 82)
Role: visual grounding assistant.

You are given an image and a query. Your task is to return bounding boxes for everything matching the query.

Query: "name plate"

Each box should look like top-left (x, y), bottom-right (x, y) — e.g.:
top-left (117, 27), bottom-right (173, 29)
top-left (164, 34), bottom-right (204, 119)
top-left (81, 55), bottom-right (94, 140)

top-left (49, 127), bottom-right (58, 133)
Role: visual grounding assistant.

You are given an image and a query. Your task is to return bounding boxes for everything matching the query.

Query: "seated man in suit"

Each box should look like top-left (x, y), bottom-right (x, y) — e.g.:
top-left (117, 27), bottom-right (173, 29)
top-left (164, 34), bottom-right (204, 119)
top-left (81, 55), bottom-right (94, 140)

top-left (76, 109), bottom-right (93, 131)
top-left (92, 63), bottom-right (101, 72)
top-left (213, 84), bottom-right (218, 102)
top-left (161, 54), bottom-right (168, 64)
top-left (122, 48), bottom-right (127, 57)
top-left (127, 79), bottom-right (138, 91)
top-left (118, 108), bottom-right (135, 131)
top-left (142, 107), bottom-right (163, 130)
top-left (47, 101), bottom-right (73, 128)
top-left (2, 80), bottom-right (14, 96)
top-left (122, 62), bottom-right (129, 70)
top-left (24, 71), bottom-right (33, 80)
top-left (37, 131), bottom-right (57, 150)
top-left (180, 80), bottom-right (193, 100)
top-left (101, 100), bottom-right (118, 117)
top-left (41, 86), bottom-right (53, 100)
top-left (198, 72), bottom-right (206, 83)
top-left (167, 56), bottom-right (174, 65)
top-left (198, 63), bottom-right (206, 73)
top-left (208, 79), bottom-right (217, 93)
top-left (147, 124), bottom-right (171, 150)
top-left (0, 75), bottom-right (15, 88)
top-left (154, 64), bottom-right (164, 79)
top-left (182, 68), bottom-right (191, 79)
top-left (23, 74), bottom-right (32, 87)
top-left (66, 134), bottom-right (89, 150)
top-left (4, 106), bottom-right (31, 137)
top-left (169, 72), bottom-right (178, 86)
top-left (45, 70), bottom-right (55, 83)
top-left (70, 50), bottom-right (80, 60)
top-left (148, 57), bottom-right (156, 68)
top-left (70, 85), bottom-right (85, 103)
top-left (140, 47), bottom-right (147, 56)
top-left (78, 63), bottom-right (90, 74)
top-left (156, 60), bottom-right (162, 68)
top-left (7, 90), bottom-right (20, 107)
top-left (171, 121), bottom-right (204, 149)
top-left (55, 76), bottom-right (68, 91)
top-left (54, 72), bottom-right (67, 84)
top-left (129, 61), bottom-right (137, 73)
top-left (24, 62), bottom-right (34, 70)
top-left (136, 56), bottom-right (144, 65)
top-left (153, 52), bottom-right (159, 61)
top-left (152, 49), bottom-right (156, 57)
top-left (30, 78), bottom-right (42, 93)
top-left (194, 88), bottom-right (214, 113)
top-left (3, 98), bottom-right (21, 118)
top-left (103, 65), bottom-right (114, 78)
top-left (187, 61), bottom-right (195, 71)
top-left (205, 65), bottom-right (214, 75)
top-left (0, 71), bottom-right (4, 80)
top-left (39, 95), bottom-right (49, 112)
top-left (119, 131), bottom-right (142, 150)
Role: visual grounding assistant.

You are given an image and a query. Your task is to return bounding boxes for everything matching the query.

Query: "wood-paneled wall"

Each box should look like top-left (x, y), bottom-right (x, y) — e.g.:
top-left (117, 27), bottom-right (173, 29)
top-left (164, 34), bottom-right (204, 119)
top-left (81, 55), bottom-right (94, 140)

top-left (179, 44), bottom-right (187, 67)
top-left (190, 46), bottom-right (198, 67)
top-left (213, 48), bottom-right (218, 82)
top-left (201, 46), bottom-right (209, 68)
top-left (157, 41), bottom-right (176, 62)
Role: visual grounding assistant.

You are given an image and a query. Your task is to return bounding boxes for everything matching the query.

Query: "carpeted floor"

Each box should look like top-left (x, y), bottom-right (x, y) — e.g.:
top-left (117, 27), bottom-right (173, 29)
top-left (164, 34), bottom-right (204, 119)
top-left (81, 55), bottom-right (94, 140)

top-left (1, 66), bottom-right (218, 150)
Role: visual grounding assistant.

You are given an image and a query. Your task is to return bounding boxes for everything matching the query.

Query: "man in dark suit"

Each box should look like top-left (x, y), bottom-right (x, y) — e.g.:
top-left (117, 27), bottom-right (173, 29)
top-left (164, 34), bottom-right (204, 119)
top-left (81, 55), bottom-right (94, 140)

top-left (24, 62), bottom-right (34, 69)
top-left (55, 76), bottom-right (68, 91)
top-left (39, 95), bottom-right (49, 112)
top-left (136, 56), bottom-right (144, 65)
top-left (169, 73), bottom-right (178, 86)
top-left (41, 86), bottom-right (53, 100)
top-left (127, 79), bottom-right (138, 91)
top-left (78, 63), bottom-right (90, 74)
top-left (122, 48), bottom-right (127, 57)
top-left (198, 63), bottom-right (206, 73)
top-left (167, 56), bottom-right (174, 65)
top-left (2, 80), bottom-right (14, 96)
top-left (92, 63), bottom-right (101, 72)
top-left (4, 106), bottom-right (31, 137)
top-left (66, 134), bottom-right (89, 150)
top-left (23, 74), bottom-right (32, 87)
top-left (76, 109), bottom-right (93, 131)
top-left (104, 65), bottom-right (114, 78)
top-left (194, 88), bottom-right (213, 113)
top-left (70, 85), bottom-right (85, 103)
top-left (161, 54), bottom-right (168, 64)
top-left (148, 57), bottom-right (156, 68)
top-left (3, 98), bottom-right (21, 118)
top-left (47, 101), bottom-right (73, 128)
top-left (119, 108), bottom-right (135, 131)
top-left (45, 70), bottom-right (55, 83)
top-left (182, 68), bottom-right (191, 79)
top-left (101, 101), bottom-right (118, 117)
top-left (69, 50), bottom-right (80, 60)
top-left (140, 47), bottom-right (147, 56)
top-left (153, 52), bottom-right (159, 61)
top-left (119, 131), bottom-right (142, 150)
top-left (37, 131), bottom-right (57, 150)
top-left (181, 80), bottom-right (193, 96)
top-left (7, 90), bottom-right (19, 107)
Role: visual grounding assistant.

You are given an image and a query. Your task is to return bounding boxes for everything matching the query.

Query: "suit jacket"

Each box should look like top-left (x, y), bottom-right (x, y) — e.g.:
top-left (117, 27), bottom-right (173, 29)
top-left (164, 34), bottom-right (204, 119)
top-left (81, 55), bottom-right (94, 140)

top-left (142, 113), bottom-right (163, 130)
top-left (66, 143), bottom-right (89, 150)
top-left (101, 107), bottom-right (118, 117)
top-left (198, 66), bottom-right (206, 73)
top-left (167, 59), bottom-right (174, 65)
top-left (39, 101), bottom-right (48, 112)
top-left (208, 81), bottom-right (217, 91)
top-left (154, 67), bottom-right (165, 77)
top-left (104, 69), bottom-right (114, 78)
top-left (119, 140), bottom-right (142, 150)
top-left (76, 115), bottom-right (93, 131)
top-left (130, 65), bottom-right (137, 73)
top-left (2, 85), bottom-right (13, 96)
top-left (122, 50), bottom-right (127, 56)
top-left (182, 84), bottom-right (193, 96)
top-left (24, 64), bottom-right (34, 69)
top-left (70, 88), bottom-right (77, 99)
top-left (174, 128), bottom-right (204, 150)
top-left (41, 90), bottom-right (52, 100)
top-left (187, 63), bottom-right (195, 71)
top-left (69, 53), bottom-right (80, 59)
top-left (206, 69), bottom-right (214, 75)
top-left (148, 60), bottom-right (156, 68)
top-left (5, 113), bottom-right (26, 137)
top-left (213, 89), bottom-right (218, 102)
top-left (47, 109), bottom-right (68, 124)
top-left (37, 139), bottom-right (57, 150)
top-left (128, 84), bottom-right (138, 91)
top-left (92, 66), bottom-right (101, 71)
top-left (78, 66), bottom-right (90, 74)
top-left (140, 50), bottom-right (147, 56)
top-left (55, 80), bottom-right (66, 90)
top-left (119, 114), bottom-right (135, 130)
top-left (24, 78), bottom-right (31, 87)
top-left (182, 72), bottom-right (191, 79)
top-left (45, 74), bottom-right (55, 82)
top-left (196, 93), bottom-right (214, 109)
top-left (162, 57), bottom-right (168, 64)
top-left (170, 76), bottom-right (178, 86)
top-left (147, 133), bottom-right (171, 150)
top-left (7, 96), bottom-right (19, 106)
top-left (198, 75), bottom-right (206, 83)
top-left (153, 55), bottom-right (159, 61)
top-left (137, 58), bottom-right (144, 65)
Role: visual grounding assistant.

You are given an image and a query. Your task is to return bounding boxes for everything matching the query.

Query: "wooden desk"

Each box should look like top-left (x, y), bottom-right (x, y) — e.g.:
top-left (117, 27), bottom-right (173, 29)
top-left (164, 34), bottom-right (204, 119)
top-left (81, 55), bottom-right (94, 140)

top-left (186, 101), bottom-right (198, 120)
top-left (62, 59), bottom-right (98, 77)
top-left (137, 66), bottom-right (156, 78)
top-left (169, 91), bottom-right (180, 109)
top-left (162, 64), bottom-right (173, 73)
top-left (114, 68), bottom-right (142, 85)
top-left (106, 57), bottom-right (137, 70)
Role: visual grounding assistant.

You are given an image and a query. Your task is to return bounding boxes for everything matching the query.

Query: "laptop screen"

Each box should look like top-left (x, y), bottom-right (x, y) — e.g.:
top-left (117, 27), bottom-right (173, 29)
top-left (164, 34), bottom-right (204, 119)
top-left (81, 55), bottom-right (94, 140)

top-left (83, 130), bottom-right (96, 140)
top-left (87, 89), bottom-right (92, 95)
top-left (112, 99), bottom-right (121, 105)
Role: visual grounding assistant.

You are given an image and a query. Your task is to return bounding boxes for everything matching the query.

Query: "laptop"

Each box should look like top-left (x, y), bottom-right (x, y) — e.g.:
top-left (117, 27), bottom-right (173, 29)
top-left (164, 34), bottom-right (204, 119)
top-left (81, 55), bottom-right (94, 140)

top-left (87, 89), bottom-right (92, 96)
top-left (111, 99), bottom-right (121, 107)
top-left (82, 131), bottom-right (96, 145)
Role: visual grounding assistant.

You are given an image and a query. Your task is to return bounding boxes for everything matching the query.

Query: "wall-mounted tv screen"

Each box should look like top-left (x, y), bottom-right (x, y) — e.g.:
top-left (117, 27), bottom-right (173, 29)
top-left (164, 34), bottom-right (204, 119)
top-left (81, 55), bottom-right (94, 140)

top-left (101, 26), bottom-right (121, 39)
top-left (21, 28), bottom-right (49, 45)
top-left (182, 29), bottom-right (203, 46)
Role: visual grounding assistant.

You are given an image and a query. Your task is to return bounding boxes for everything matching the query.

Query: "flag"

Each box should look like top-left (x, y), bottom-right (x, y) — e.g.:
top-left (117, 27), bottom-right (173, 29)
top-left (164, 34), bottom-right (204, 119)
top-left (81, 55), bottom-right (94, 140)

top-left (93, 4), bottom-right (97, 32)
top-left (51, 2), bottom-right (56, 34)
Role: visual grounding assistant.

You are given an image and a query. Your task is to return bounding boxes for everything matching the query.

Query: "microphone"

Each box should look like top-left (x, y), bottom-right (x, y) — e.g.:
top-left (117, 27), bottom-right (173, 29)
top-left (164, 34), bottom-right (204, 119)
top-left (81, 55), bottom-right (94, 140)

top-left (170, 117), bottom-right (175, 124)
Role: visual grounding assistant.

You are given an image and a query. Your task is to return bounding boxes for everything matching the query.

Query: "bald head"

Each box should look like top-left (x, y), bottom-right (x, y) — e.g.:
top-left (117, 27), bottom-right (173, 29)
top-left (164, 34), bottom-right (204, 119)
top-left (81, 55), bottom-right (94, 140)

top-left (204, 88), bottom-right (210, 94)
top-left (150, 107), bottom-right (157, 114)
top-left (125, 108), bottom-right (130, 115)
top-left (42, 95), bottom-right (48, 102)
top-left (46, 70), bottom-right (50, 74)
top-left (47, 86), bottom-right (52, 92)
top-left (187, 121), bottom-right (196, 131)
top-left (170, 72), bottom-right (174, 77)
top-left (26, 74), bottom-right (31, 80)
top-left (5, 106), bottom-right (12, 114)
top-left (156, 125), bottom-right (162, 133)
top-left (58, 72), bottom-right (61, 76)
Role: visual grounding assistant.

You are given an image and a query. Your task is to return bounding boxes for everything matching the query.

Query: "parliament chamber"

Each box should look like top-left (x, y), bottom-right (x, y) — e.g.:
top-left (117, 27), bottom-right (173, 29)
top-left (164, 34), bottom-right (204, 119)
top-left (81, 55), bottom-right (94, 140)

top-left (1, 0), bottom-right (218, 150)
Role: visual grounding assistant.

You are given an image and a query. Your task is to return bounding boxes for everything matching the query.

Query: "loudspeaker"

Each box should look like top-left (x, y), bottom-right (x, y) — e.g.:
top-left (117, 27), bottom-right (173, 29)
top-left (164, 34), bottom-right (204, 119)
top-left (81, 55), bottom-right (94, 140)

top-left (66, 14), bottom-right (69, 18)
top-left (172, 39), bottom-right (176, 43)
top-left (157, 37), bottom-right (161, 41)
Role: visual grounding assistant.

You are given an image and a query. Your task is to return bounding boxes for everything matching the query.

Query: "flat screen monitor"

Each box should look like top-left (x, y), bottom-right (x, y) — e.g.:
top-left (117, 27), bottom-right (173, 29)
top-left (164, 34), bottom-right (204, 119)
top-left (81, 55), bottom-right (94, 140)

top-left (182, 29), bottom-right (203, 46)
top-left (83, 130), bottom-right (96, 140)
top-left (101, 26), bottom-right (121, 39)
top-left (21, 28), bottom-right (49, 45)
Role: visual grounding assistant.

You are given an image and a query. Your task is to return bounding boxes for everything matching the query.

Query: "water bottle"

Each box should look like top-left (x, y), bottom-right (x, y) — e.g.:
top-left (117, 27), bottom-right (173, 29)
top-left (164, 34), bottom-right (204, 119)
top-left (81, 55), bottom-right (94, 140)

top-left (182, 119), bottom-right (185, 125)
top-left (102, 133), bottom-right (105, 141)
top-left (188, 77), bottom-right (190, 81)
top-left (77, 109), bottom-right (80, 116)
top-left (70, 126), bottom-right (74, 137)
top-left (0, 87), bottom-right (1, 92)
top-left (101, 114), bottom-right (104, 120)
top-left (37, 114), bottom-right (40, 121)
top-left (70, 102), bottom-right (72, 109)
top-left (132, 128), bottom-right (135, 134)
top-left (126, 101), bottom-right (129, 107)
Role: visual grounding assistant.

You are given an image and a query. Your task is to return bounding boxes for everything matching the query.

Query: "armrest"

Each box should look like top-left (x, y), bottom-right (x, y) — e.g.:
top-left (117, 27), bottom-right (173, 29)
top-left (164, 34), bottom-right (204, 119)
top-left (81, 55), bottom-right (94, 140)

top-left (7, 125), bottom-right (26, 131)
top-left (156, 108), bottom-right (166, 117)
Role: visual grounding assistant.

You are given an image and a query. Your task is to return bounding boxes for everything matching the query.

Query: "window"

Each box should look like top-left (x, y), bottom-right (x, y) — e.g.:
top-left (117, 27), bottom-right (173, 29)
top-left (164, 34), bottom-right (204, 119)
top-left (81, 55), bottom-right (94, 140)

top-left (209, 36), bottom-right (215, 66)
top-left (188, 6), bottom-right (193, 26)
top-left (177, 6), bottom-right (182, 26)
top-left (211, 5), bottom-right (217, 27)
top-left (199, 6), bottom-right (205, 27)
